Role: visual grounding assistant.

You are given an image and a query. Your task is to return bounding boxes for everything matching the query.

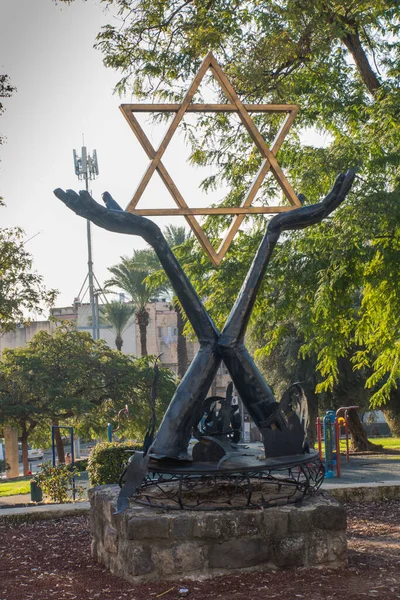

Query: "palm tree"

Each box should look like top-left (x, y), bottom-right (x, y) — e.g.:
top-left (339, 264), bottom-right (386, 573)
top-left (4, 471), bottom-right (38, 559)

top-left (163, 225), bottom-right (192, 378)
top-left (100, 301), bottom-right (135, 351)
top-left (105, 251), bottom-right (167, 356)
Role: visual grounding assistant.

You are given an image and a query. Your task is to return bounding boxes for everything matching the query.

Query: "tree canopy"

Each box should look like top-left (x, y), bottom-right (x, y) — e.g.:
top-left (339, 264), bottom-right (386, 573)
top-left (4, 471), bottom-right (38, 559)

top-left (63, 1), bottom-right (400, 414)
top-left (0, 226), bottom-right (57, 333)
top-left (0, 323), bottom-right (177, 471)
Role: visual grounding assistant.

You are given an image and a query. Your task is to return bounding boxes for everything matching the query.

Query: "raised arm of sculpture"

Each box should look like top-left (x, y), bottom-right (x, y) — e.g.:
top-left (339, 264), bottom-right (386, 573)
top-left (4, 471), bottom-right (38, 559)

top-left (215, 170), bottom-right (355, 437)
top-left (54, 169), bottom-right (355, 460)
top-left (54, 188), bottom-right (218, 344)
top-left (222, 169), bottom-right (356, 343)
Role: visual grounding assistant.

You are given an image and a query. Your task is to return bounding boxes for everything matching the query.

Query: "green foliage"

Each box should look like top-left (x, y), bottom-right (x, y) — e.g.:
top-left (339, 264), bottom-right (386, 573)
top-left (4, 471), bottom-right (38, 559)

top-left (0, 323), bottom-right (177, 451)
top-left (93, 0), bottom-right (399, 405)
top-left (0, 459), bottom-right (10, 474)
top-left (105, 250), bottom-right (170, 355)
top-left (99, 300), bottom-right (135, 351)
top-left (33, 461), bottom-right (82, 503)
top-left (84, 1), bottom-right (400, 407)
top-left (87, 441), bottom-right (141, 486)
top-left (67, 458), bottom-right (88, 472)
top-left (0, 226), bottom-right (57, 333)
top-left (0, 74), bottom-right (16, 149)
top-left (105, 250), bottom-right (168, 309)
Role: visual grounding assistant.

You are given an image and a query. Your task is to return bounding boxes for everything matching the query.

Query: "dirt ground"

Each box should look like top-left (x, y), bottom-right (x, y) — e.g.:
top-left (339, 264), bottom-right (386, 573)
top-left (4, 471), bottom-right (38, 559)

top-left (0, 499), bottom-right (399, 600)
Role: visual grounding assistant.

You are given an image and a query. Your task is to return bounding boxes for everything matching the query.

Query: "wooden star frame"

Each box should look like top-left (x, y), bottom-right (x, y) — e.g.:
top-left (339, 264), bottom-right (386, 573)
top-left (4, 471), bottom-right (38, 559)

top-left (121, 52), bottom-right (301, 266)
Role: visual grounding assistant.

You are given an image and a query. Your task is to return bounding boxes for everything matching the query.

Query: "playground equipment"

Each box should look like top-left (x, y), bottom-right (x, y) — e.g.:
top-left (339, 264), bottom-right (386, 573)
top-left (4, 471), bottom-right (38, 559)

top-left (316, 406), bottom-right (359, 478)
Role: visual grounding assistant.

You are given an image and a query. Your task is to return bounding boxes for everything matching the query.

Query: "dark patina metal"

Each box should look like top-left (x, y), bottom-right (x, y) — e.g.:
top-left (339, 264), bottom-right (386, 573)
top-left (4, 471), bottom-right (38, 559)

top-left (132, 449), bottom-right (324, 510)
top-left (54, 168), bottom-right (355, 511)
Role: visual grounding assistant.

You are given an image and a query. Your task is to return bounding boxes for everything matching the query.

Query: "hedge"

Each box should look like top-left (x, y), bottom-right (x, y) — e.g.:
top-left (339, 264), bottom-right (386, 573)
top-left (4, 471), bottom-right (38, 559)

top-left (66, 458), bottom-right (89, 472)
top-left (87, 442), bottom-right (141, 486)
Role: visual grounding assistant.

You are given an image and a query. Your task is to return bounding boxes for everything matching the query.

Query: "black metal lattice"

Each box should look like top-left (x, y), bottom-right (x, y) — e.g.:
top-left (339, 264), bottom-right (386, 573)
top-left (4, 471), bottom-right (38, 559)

top-left (133, 453), bottom-right (324, 511)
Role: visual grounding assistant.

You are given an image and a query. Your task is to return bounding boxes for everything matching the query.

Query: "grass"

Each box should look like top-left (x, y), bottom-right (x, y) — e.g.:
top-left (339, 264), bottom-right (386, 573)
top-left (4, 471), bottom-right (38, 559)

top-left (0, 478), bottom-right (31, 497)
top-left (319, 436), bottom-right (400, 454)
top-left (372, 437), bottom-right (400, 449)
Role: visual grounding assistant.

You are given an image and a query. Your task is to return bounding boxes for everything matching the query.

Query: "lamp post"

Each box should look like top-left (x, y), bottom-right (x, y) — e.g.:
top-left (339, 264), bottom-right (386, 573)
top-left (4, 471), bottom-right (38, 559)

top-left (73, 145), bottom-right (99, 339)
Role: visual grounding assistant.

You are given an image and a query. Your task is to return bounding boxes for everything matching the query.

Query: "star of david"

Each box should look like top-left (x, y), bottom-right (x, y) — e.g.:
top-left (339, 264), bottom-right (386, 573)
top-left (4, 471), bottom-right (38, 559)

top-left (120, 52), bottom-right (301, 266)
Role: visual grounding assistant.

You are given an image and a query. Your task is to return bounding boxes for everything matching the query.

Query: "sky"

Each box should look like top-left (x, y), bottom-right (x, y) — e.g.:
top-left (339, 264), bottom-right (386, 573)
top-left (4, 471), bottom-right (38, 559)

top-left (0, 0), bottom-right (328, 312)
top-left (0, 0), bottom-right (219, 310)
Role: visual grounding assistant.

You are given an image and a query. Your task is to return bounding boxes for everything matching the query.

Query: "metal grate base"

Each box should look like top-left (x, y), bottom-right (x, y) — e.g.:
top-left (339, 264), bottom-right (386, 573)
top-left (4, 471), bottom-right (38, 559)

top-left (133, 451), bottom-right (324, 510)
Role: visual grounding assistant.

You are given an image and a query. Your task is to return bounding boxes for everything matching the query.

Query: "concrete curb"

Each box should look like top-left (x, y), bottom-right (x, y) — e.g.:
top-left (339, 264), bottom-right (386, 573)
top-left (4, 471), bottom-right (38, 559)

top-left (0, 501), bottom-right (90, 523)
top-left (324, 481), bottom-right (400, 503)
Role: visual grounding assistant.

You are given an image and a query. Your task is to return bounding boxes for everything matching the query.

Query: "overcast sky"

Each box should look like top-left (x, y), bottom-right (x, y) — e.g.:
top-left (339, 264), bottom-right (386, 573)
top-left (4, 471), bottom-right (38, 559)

top-left (0, 0), bottom-right (217, 309)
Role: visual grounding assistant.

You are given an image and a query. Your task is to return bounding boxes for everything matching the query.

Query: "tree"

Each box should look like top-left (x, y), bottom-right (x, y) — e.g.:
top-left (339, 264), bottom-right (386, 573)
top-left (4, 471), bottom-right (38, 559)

top-left (60, 1), bottom-right (400, 440)
top-left (0, 74), bottom-right (15, 151)
top-left (105, 251), bottom-right (168, 356)
top-left (0, 227), bottom-right (57, 333)
top-left (92, 0), bottom-right (399, 428)
top-left (0, 322), bottom-right (176, 471)
top-left (99, 300), bottom-right (135, 350)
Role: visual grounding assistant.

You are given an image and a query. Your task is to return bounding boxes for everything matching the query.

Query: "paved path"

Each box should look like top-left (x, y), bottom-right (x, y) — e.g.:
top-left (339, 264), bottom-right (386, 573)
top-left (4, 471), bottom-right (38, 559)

top-left (322, 454), bottom-right (400, 486)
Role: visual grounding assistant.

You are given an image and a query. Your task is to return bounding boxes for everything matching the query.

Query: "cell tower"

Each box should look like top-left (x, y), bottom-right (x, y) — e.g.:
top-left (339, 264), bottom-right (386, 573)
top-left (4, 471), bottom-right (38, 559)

top-left (73, 144), bottom-right (102, 340)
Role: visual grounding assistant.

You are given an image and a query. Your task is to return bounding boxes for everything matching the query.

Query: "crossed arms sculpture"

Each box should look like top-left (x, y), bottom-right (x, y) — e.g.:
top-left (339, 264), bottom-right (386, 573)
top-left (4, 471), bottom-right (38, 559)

top-left (54, 169), bottom-right (355, 461)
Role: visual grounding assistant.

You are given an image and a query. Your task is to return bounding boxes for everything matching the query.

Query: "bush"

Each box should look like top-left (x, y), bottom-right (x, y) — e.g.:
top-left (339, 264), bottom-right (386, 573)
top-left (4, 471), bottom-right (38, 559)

top-left (87, 442), bottom-right (141, 486)
top-left (66, 458), bottom-right (88, 472)
top-left (0, 459), bottom-right (10, 473)
top-left (32, 461), bottom-right (83, 503)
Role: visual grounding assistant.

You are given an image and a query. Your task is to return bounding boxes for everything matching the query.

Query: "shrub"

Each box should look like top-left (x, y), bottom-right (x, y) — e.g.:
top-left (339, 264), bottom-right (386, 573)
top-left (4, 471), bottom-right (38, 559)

top-left (66, 458), bottom-right (88, 472)
top-left (87, 442), bottom-right (141, 486)
top-left (0, 459), bottom-right (10, 473)
top-left (33, 461), bottom-right (83, 503)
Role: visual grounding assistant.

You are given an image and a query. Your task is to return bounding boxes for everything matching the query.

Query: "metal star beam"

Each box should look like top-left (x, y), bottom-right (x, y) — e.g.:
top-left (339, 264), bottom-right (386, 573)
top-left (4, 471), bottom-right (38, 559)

top-left (120, 52), bottom-right (300, 266)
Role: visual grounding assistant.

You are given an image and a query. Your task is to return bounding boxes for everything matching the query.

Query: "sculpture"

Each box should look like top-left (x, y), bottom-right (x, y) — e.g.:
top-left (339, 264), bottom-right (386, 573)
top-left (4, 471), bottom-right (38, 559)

top-left (54, 171), bottom-right (354, 459)
top-left (54, 53), bottom-right (355, 511)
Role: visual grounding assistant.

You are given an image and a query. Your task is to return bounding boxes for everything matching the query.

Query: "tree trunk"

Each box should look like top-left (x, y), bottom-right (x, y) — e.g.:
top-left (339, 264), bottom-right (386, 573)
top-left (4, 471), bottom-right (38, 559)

top-left (341, 30), bottom-right (381, 95)
top-left (304, 387), bottom-right (318, 448)
top-left (136, 307), bottom-right (149, 356)
top-left (21, 428), bottom-right (29, 476)
top-left (52, 419), bottom-right (65, 463)
top-left (381, 388), bottom-right (400, 436)
top-left (175, 301), bottom-right (189, 378)
top-left (115, 334), bottom-right (123, 352)
top-left (347, 408), bottom-right (383, 452)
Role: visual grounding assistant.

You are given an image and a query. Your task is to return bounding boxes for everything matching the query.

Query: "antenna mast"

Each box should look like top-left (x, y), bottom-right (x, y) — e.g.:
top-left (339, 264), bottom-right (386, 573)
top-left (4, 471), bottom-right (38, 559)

top-left (73, 144), bottom-right (100, 339)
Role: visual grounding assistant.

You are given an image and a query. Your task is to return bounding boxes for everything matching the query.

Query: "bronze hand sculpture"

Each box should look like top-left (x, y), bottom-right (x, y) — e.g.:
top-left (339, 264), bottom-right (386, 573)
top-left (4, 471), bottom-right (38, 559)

top-left (54, 169), bottom-right (355, 461)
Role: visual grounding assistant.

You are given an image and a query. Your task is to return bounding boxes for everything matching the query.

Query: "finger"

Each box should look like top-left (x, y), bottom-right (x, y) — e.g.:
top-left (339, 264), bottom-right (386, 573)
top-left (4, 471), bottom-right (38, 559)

top-left (337, 168), bottom-right (356, 200)
top-left (53, 188), bottom-right (67, 201)
top-left (102, 191), bottom-right (124, 211)
top-left (322, 172), bottom-right (345, 206)
top-left (79, 190), bottom-right (107, 214)
top-left (54, 188), bottom-right (81, 210)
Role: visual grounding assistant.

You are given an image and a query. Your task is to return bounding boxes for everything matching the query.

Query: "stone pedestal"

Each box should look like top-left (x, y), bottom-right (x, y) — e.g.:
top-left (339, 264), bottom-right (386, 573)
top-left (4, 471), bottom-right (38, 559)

top-left (89, 485), bottom-right (347, 582)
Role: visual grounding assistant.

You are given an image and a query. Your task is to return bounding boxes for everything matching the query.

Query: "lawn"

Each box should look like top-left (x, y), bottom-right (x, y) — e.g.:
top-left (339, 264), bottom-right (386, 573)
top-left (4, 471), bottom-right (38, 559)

top-left (0, 478), bottom-right (31, 497)
top-left (319, 436), bottom-right (400, 454)
top-left (372, 437), bottom-right (400, 450)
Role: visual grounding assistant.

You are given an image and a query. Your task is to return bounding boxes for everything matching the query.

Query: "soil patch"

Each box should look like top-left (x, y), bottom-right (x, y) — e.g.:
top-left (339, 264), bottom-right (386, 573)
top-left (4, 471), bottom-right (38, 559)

top-left (0, 499), bottom-right (399, 600)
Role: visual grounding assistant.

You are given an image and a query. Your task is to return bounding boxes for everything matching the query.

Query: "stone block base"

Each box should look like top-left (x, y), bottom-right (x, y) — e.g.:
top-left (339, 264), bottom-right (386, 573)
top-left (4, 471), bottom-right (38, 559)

top-left (89, 485), bottom-right (347, 582)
